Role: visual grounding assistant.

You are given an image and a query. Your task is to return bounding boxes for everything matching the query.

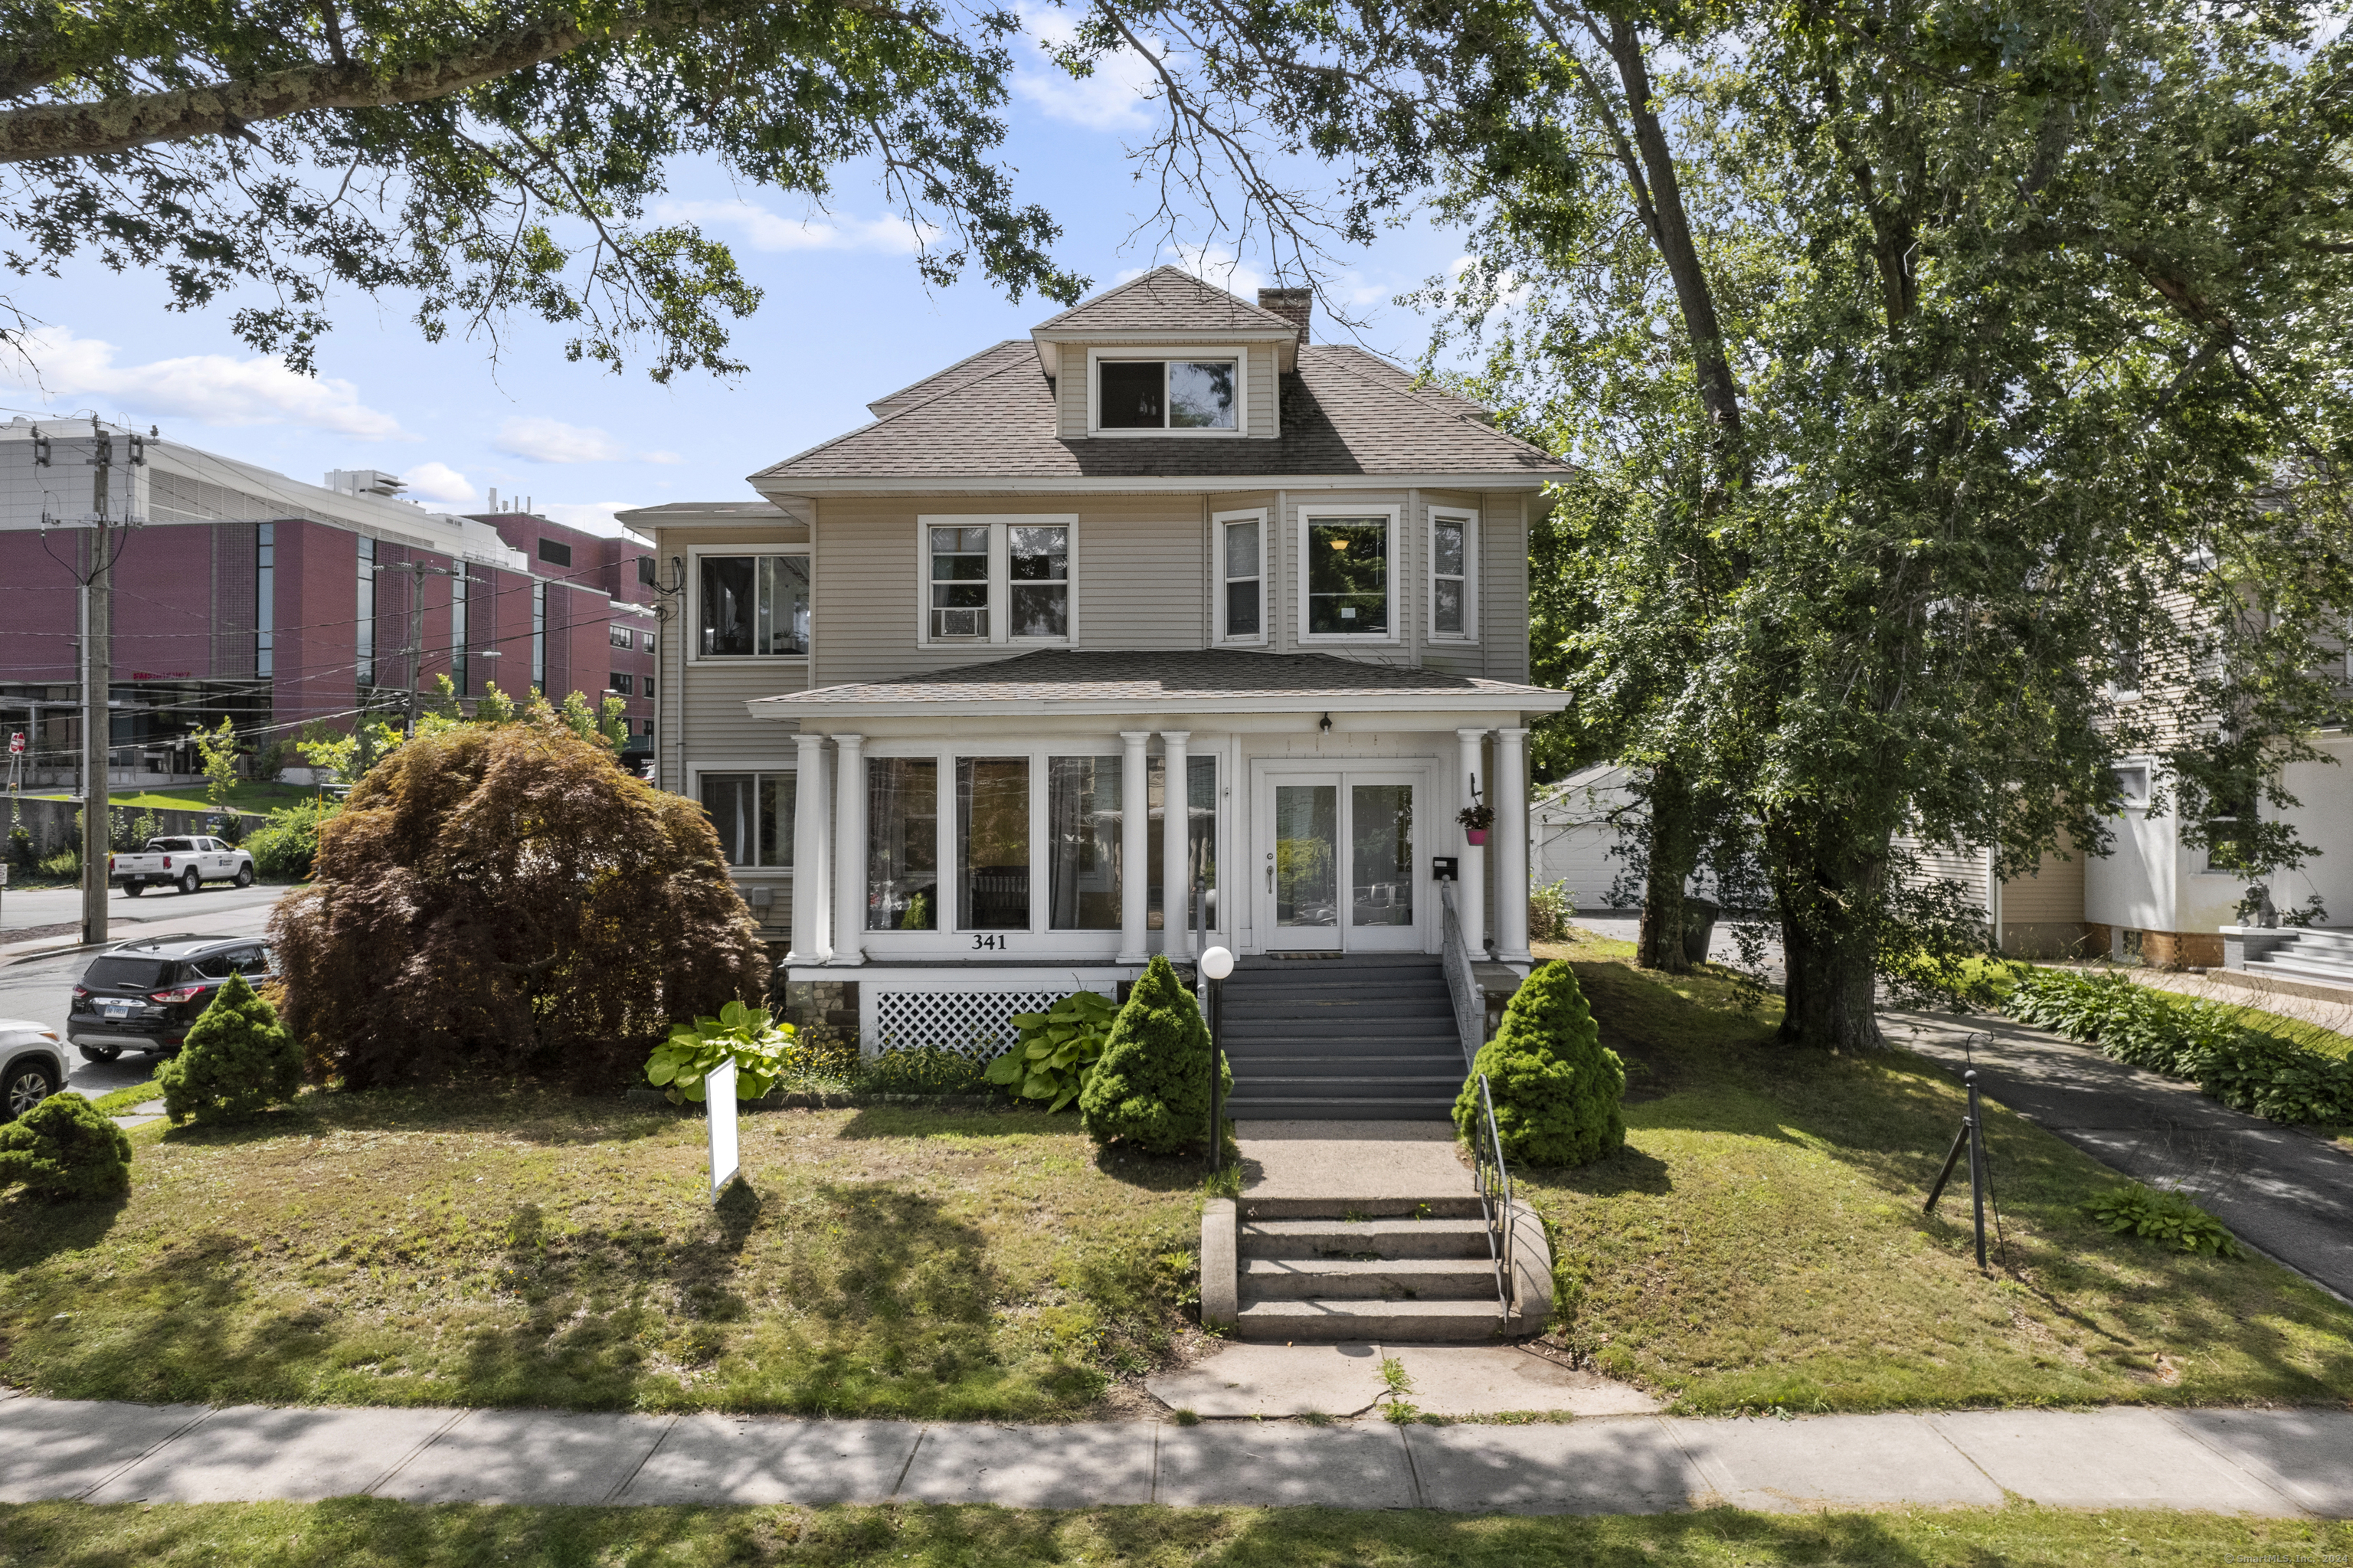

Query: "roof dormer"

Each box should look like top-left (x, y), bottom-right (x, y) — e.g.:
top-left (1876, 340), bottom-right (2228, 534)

top-left (1030, 268), bottom-right (1307, 440)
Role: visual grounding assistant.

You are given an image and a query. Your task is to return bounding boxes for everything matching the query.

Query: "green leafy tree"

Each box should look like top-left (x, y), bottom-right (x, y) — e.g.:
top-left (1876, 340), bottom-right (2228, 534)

top-left (0, 1092), bottom-right (131, 1202)
top-left (158, 971), bottom-right (303, 1124)
top-left (195, 716), bottom-right (240, 809)
top-left (0, 0), bottom-right (1086, 380)
top-left (1456, 961), bottom-right (1624, 1167)
top-left (1079, 955), bottom-right (1227, 1154)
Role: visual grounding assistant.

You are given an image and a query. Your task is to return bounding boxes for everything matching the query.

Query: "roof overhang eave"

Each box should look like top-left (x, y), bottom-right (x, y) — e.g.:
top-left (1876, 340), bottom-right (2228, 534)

top-left (744, 473), bottom-right (1566, 496)
top-left (745, 689), bottom-right (1574, 721)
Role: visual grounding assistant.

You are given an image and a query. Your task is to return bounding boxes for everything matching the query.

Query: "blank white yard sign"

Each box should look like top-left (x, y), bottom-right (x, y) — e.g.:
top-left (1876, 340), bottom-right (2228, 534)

top-left (706, 1058), bottom-right (740, 1203)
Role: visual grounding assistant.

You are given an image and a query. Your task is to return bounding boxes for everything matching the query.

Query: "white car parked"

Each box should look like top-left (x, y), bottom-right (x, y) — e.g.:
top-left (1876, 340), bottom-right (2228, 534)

top-left (107, 836), bottom-right (255, 896)
top-left (1, 1018), bottom-right (66, 1121)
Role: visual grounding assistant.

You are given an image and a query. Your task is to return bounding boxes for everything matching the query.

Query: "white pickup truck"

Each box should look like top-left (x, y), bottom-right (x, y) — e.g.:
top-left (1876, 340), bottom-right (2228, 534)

top-left (108, 836), bottom-right (256, 896)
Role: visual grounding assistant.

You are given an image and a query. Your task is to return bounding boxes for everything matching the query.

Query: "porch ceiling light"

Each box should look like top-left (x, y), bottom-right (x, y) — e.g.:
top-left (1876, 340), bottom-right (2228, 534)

top-left (1318, 712), bottom-right (1332, 733)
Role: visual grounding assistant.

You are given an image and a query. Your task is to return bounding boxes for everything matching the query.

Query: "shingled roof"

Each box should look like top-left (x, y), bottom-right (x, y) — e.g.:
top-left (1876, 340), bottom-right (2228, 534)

top-left (1031, 266), bottom-right (1304, 336)
top-left (758, 342), bottom-right (1568, 486)
top-left (750, 649), bottom-right (1572, 715)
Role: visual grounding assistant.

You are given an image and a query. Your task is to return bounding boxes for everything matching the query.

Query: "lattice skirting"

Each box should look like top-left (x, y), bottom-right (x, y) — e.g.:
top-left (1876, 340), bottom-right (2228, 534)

top-left (869, 988), bottom-right (1070, 1061)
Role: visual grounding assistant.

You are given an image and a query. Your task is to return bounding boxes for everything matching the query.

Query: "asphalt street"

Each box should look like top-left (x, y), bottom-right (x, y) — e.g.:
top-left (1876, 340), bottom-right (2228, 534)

top-left (0, 881), bottom-right (290, 1097)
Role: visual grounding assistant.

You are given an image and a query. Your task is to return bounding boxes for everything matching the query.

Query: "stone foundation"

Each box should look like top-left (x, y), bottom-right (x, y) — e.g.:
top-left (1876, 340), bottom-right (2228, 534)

top-left (2087, 923), bottom-right (2224, 971)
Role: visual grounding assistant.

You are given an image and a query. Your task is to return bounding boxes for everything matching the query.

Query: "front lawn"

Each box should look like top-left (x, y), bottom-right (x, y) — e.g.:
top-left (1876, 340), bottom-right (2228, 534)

top-left (1, 1499), bottom-right (2344, 1568)
top-left (1521, 929), bottom-right (2353, 1413)
top-left (0, 1095), bottom-right (1202, 1419)
top-left (30, 781), bottom-right (323, 815)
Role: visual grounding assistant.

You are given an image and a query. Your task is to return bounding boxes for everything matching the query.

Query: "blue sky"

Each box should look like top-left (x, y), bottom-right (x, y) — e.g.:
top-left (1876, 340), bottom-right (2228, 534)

top-left (0, 31), bottom-right (1471, 537)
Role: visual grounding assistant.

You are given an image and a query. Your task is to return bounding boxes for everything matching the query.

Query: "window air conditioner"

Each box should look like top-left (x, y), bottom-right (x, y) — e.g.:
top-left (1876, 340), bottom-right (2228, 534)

top-left (934, 607), bottom-right (985, 638)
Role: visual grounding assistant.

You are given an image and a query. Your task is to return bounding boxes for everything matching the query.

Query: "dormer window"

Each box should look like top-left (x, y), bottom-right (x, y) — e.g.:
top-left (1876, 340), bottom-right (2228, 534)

top-left (1094, 356), bottom-right (1239, 431)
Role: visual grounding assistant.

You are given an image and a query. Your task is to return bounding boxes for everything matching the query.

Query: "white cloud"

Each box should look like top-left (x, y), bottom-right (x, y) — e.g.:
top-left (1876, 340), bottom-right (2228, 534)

top-left (1116, 243), bottom-right (1266, 297)
top-left (497, 417), bottom-right (624, 463)
top-left (540, 501), bottom-right (638, 537)
top-left (643, 450), bottom-right (684, 465)
top-left (653, 199), bottom-right (935, 255)
top-left (1013, 9), bottom-right (1163, 131)
top-left (403, 460), bottom-right (475, 503)
top-left (0, 326), bottom-right (406, 439)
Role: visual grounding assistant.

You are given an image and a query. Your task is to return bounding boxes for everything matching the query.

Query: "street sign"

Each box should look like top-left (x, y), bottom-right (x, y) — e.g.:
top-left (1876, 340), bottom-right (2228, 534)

top-left (7, 732), bottom-right (21, 755)
top-left (706, 1058), bottom-right (741, 1203)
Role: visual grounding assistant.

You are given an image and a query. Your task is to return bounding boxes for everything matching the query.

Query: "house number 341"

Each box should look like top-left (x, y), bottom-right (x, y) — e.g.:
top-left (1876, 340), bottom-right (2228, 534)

top-left (971, 934), bottom-right (1009, 951)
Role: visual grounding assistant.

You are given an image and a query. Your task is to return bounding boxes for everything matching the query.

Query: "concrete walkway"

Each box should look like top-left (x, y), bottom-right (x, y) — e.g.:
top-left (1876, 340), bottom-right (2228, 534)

top-left (1888, 1010), bottom-right (2353, 1303)
top-left (3, 1388), bottom-right (2348, 1516)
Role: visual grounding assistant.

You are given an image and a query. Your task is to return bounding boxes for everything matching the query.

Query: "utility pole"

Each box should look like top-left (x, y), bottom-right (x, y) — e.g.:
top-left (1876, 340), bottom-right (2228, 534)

top-left (379, 557), bottom-right (471, 737)
top-left (78, 419), bottom-right (113, 948)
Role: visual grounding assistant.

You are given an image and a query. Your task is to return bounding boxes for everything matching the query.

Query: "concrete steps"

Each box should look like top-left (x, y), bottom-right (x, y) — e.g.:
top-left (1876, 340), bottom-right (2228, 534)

top-left (1230, 1211), bottom-right (1505, 1342)
top-left (1220, 956), bottom-right (1464, 1122)
top-left (2245, 928), bottom-right (2353, 984)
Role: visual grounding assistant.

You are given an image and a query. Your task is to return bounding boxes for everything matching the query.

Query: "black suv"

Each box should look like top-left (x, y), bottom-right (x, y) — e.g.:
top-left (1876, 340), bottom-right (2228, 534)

top-left (67, 935), bottom-right (277, 1062)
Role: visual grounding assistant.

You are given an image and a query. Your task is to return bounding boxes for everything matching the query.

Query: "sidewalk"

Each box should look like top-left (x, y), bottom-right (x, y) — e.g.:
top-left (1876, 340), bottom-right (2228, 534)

top-left (3, 1388), bottom-right (2347, 1516)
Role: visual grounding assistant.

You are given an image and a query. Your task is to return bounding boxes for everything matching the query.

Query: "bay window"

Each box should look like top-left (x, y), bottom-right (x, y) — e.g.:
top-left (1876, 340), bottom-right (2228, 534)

top-left (698, 553), bottom-right (809, 656)
top-left (1302, 512), bottom-right (1394, 639)
top-left (1216, 509), bottom-right (1264, 643)
top-left (1431, 511), bottom-right (1475, 640)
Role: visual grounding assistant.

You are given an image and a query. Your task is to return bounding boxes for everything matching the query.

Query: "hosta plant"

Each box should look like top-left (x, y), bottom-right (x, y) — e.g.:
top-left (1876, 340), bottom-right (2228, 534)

top-left (2081, 1183), bottom-right (2240, 1258)
top-left (987, 988), bottom-right (1120, 1111)
top-left (646, 1000), bottom-right (794, 1105)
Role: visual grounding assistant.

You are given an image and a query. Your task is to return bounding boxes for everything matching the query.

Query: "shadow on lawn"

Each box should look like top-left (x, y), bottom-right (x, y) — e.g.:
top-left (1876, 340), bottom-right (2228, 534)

top-left (156, 1085), bottom-right (686, 1147)
top-left (0, 1191), bottom-right (130, 1268)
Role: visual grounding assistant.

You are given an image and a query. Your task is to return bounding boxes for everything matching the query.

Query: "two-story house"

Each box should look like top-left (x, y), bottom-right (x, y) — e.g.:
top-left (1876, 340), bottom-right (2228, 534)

top-left (623, 268), bottom-right (1573, 1054)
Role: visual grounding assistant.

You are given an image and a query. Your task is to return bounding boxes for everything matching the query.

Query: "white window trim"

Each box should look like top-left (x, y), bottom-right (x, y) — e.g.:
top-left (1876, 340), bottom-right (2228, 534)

top-left (1213, 506), bottom-right (1268, 646)
top-left (1085, 346), bottom-right (1248, 437)
top-left (915, 515), bottom-right (1079, 649)
top-left (685, 542), bottom-right (813, 667)
top-left (1428, 506), bottom-right (1479, 644)
top-left (1297, 504), bottom-right (1404, 646)
top-left (689, 760), bottom-right (798, 874)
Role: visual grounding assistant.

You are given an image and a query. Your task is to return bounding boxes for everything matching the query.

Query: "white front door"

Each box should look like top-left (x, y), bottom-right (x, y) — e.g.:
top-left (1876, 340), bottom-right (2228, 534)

top-left (1252, 764), bottom-right (1425, 953)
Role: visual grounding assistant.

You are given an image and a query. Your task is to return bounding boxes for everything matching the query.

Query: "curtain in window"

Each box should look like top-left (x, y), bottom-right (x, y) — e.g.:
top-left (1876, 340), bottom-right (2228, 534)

top-left (1046, 757), bottom-right (1122, 929)
top-left (866, 759), bottom-right (938, 929)
top-left (1147, 755), bottom-right (1218, 930)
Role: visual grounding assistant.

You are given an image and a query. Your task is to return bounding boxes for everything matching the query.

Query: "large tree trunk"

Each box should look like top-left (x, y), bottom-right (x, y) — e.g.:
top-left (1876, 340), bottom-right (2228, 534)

top-left (1767, 818), bottom-right (1887, 1050)
top-left (1636, 761), bottom-right (1697, 973)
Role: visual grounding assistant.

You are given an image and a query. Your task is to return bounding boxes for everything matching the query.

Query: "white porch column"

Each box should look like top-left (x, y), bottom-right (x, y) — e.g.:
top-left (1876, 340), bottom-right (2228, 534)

top-left (1118, 730), bottom-right (1152, 963)
top-left (831, 734), bottom-right (866, 965)
top-left (1160, 730), bottom-right (1193, 958)
top-left (1455, 727), bottom-right (1488, 957)
top-left (788, 732), bottom-right (830, 965)
top-left (1495, 726), bottom-right (1533, 964)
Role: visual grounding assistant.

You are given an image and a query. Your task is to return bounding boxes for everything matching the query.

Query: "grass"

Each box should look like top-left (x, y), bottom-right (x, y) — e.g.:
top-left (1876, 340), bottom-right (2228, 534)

top-left (1517, 928), bottom-right (2353, 1414)
top-left (0, 1094), bottom-right (1204, 1419)
top-left (29, 781), bottom-right (323, 814)
top-left (0, 1500), bottom-right (2345, 1567)
top-left (83, 1079), bottom-right (165, 1116)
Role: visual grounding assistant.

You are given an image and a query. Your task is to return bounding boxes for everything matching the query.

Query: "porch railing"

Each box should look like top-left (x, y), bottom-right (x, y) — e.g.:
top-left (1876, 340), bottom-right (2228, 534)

top-left (1472, 1072), bottom-right (1517, 1313)
top-left (1439, 879), bottom-right (1484, 1069)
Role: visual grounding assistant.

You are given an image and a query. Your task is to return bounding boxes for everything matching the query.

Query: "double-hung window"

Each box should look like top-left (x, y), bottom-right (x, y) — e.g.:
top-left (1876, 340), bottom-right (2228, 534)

top-left (697, 553), bottom-right (809, 657)
top-left (1300, 509), bottom-right (1396, 641)
top-left (1216, 509), bottom-right (1265, 643)
top-left (1095, 356), bottom-right (1239, 431)
top-left (1431, 509), bottom-right (1477, 640)
top-left (700, 771), bottom-right (794, 868)
top-left (609, 624), bottom-right (633, 649)
top-left (920, 517), bottom-right (1075, 646)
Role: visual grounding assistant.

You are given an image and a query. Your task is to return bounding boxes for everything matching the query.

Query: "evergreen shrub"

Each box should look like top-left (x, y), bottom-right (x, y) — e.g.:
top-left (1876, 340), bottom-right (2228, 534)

top-left (1080, 955), bottom-right (1228, 1154)
top-left (0, 1092), bottom-right (133, 1202)
top-left (1456, 960), bottom-right (1625, 1167)
top-left (158, 972), bottom-right (304, 1125)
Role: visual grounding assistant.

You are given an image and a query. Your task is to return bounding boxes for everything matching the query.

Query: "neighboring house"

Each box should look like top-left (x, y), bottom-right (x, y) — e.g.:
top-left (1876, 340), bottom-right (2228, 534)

top-left (1531, 763), bottom-right (1637, 912)
top-left (624, 268), bottom-right (1574, 1046)
top-left (0, 427), bottom-right (650, 783)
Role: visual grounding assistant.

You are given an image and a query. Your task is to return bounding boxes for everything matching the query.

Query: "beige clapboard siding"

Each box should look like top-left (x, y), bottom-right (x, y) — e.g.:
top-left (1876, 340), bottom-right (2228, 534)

top-left (1055, 341), bottom-right (1276, 438)
top-left (1481, 492), bottom-right (1532, 685)
top-left (645, 524), bottom-right (812, 790)
top-left (2001, 836), bottom-right (2087, 925)
top-left (812, 493), bottom-right (1209, 683)
top-left (1896, 835), bottom-right (1991, 913)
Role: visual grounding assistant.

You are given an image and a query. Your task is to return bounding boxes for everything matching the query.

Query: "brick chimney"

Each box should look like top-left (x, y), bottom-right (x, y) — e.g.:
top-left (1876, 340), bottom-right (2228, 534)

top-left (1257, 287), bottom-right (1311, 342)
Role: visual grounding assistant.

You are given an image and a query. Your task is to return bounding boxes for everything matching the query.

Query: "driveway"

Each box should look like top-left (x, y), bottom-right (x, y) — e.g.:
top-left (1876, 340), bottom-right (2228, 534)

top-left (1887, 1010), bottom-right (2353, 1304)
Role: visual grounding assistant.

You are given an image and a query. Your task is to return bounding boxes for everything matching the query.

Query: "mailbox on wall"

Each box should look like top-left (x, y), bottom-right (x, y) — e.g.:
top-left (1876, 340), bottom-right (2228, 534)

top-left (1430, 856), bottom-right (1459, 883)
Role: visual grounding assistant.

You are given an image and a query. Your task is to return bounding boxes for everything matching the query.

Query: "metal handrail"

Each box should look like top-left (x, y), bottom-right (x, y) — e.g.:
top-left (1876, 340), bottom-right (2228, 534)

top-left (1473, 1072), bottom-right (1516, 1311)
top-left (1438, 880), bottom-right (1483, 1069)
